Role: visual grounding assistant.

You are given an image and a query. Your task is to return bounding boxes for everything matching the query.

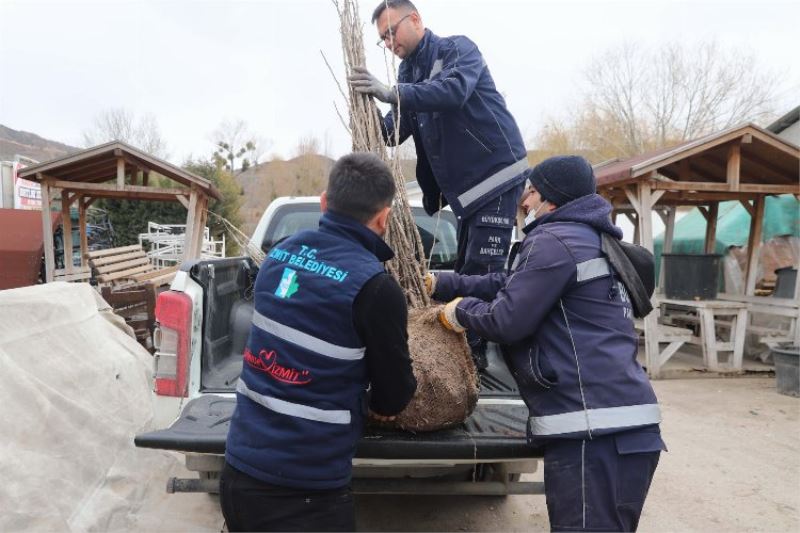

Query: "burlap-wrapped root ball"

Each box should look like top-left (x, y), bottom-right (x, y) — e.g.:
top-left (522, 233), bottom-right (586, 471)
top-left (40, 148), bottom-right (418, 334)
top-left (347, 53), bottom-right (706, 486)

top-left (390, 305), bottom-right (479, 432)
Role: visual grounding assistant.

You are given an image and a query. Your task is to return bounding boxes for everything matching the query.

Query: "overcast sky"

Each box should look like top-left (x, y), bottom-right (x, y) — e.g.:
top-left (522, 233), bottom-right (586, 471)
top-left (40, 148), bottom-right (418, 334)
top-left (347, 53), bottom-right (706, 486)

top-left (1, 0), bottom-right (798, 165)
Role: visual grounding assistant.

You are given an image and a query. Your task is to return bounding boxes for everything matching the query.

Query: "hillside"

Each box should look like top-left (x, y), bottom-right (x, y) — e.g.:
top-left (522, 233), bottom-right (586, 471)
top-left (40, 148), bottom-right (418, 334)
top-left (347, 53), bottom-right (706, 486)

top-left (235, 154), bottom-right (419, 236)
top-left (0, 124), bottom-right (79, 163)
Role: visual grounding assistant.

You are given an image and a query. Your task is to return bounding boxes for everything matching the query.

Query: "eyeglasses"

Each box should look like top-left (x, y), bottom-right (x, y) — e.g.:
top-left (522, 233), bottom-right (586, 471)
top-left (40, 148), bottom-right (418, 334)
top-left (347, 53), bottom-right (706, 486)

top-left (376, 13), bottom-right (412, 47)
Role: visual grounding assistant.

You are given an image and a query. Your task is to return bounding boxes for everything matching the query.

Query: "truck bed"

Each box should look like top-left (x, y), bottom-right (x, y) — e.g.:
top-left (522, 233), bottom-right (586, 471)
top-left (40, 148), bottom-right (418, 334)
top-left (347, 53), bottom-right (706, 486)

top-left (135, 258), bottom-right (542, 461)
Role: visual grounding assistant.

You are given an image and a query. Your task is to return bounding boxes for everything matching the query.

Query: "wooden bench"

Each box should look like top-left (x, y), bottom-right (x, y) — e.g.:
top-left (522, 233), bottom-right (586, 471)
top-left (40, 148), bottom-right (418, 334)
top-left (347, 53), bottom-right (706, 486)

top-left (87, 245), bottom-right (155, 287)
top-left (130, 264), bottom-right (180, 288)
top-left (635, 318), bottom-right (694, 374)
top-left (672, 297), bottom-right (798, 351)
top-left (53, 265), bottom-right (92, 283)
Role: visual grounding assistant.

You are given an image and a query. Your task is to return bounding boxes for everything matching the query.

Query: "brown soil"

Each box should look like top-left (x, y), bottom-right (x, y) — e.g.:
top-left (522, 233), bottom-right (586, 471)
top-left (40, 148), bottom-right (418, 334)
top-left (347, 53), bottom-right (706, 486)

top-left (390, 306), bottom-right (479, 432)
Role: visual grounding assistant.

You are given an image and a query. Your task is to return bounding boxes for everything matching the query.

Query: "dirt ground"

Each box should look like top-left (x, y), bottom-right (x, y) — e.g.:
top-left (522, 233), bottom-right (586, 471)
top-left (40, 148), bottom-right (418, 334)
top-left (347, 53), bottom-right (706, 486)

top-left (131, 377), bottom-right (799, 532)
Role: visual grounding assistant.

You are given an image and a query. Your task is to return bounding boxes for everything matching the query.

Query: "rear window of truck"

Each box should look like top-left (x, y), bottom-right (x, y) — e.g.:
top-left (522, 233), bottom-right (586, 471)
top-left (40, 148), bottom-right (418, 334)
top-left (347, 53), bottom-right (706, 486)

top-left (260, 204), bottom-right (458, 270)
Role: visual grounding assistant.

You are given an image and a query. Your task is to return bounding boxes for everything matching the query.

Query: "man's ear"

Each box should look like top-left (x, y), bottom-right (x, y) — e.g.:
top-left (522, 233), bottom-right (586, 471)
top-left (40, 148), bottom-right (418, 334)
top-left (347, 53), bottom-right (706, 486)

top-left (373, 205), bottom-right (391, 235)
top-left (320, 191), bottom-right (328, 213)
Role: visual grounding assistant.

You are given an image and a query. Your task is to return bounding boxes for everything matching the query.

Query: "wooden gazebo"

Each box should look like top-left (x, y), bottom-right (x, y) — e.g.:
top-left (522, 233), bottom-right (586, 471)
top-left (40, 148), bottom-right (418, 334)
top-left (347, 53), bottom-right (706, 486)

top-left (18, 141), bottom-right (221, 283)
top-left (595, 123), bottom-right (799, 376)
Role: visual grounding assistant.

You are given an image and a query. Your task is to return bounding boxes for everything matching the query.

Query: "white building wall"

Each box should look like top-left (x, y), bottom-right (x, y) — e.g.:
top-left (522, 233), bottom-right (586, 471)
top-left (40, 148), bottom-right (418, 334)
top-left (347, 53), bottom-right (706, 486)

top-left (778, 121), bottom-right (800, 145)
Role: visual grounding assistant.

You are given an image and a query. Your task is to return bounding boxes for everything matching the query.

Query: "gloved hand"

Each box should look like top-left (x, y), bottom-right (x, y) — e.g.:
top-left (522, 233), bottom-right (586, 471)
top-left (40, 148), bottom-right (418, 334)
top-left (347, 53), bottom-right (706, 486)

top-left (369, 410), bottom-right (397, 423)
top-left (348, 66), bottom-right (398, 104)
top-left (424, 272), bottom-right (437, 297)
top-left (438, 297), bottom-right (465, 333)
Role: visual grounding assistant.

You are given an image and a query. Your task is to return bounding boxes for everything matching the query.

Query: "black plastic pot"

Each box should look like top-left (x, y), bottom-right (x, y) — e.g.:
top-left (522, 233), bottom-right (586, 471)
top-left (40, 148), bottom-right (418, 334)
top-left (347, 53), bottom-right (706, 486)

top-left (772, 345), bottom-right (799, 398)
top-left (773, 267), bottom-right (797, 299)
top-left (662, 253), bottom-right (722, 300)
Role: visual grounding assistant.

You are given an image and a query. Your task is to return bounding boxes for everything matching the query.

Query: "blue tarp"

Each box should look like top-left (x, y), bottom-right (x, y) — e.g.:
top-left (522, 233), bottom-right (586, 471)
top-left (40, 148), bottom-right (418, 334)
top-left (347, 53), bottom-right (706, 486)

top-left (654, 195), bottom-right (800, 278)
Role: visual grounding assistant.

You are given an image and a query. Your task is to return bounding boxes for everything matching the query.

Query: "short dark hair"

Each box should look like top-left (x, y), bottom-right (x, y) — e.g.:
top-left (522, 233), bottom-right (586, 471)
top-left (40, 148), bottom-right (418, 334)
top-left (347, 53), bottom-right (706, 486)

top-left (372, 0), bottom-right (418, 23)
top-left (326, 152), bottom-right (396, 223)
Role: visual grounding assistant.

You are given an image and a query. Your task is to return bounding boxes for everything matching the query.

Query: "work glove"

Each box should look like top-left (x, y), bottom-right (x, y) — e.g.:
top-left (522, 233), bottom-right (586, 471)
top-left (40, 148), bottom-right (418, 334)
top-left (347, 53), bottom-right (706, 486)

top-left (348, 66), bottom-right (398, 104)
top-left (424, 272), bottom-right (437, 297)
top-left (369, 409), bottom-right (397, 423)
top-left (438, 297), bottom-right (465, 333)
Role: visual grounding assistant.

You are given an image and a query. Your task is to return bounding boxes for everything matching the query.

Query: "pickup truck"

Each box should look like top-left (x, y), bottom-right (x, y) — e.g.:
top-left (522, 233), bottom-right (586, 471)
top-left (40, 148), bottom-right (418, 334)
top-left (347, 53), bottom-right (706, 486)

top-left (134, 196), bottom-right (543, 496)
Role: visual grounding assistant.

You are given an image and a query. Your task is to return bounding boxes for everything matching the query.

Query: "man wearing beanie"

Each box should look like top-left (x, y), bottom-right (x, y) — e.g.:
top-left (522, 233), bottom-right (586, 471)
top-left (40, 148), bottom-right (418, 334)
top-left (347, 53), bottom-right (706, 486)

top-left (431, 155), bottom-right (666, 532)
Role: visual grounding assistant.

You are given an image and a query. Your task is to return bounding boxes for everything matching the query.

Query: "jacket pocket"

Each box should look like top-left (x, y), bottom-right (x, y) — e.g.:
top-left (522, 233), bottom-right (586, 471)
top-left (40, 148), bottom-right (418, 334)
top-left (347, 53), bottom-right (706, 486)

top-left (529, 346), bottom-right (558, 389)
top-left (464, 126), bottom-right (494, 154)
top-left (615, 428), bottom-right (666, 506)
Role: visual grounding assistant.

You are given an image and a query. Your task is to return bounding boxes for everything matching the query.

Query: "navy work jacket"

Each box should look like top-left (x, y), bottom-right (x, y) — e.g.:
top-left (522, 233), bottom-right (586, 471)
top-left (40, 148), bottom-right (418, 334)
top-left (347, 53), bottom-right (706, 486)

top-left (382, 29), bottom-right (528, 219)
top-left (434, 195), bottom-right (663, 445)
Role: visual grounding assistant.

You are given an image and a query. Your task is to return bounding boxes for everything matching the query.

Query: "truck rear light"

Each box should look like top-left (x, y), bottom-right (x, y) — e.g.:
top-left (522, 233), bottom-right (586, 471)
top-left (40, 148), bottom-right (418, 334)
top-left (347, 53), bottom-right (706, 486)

top-left (153, 290), bottom-right (192, 397)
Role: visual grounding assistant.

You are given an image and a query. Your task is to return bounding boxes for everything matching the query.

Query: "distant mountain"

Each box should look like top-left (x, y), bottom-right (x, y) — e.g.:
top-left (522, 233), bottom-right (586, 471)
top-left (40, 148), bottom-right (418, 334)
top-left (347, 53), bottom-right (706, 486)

top-left (0, 124), bottom-right (80, 163)
top-left (235, 153), bottom-right (336, 236)
top-left (235, 153), bottom-right (421, 236)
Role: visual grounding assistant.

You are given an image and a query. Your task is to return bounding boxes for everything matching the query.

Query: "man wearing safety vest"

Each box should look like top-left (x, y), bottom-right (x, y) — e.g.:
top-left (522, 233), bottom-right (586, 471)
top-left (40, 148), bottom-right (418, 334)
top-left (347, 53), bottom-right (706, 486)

top-left (222, 153), bottom-right (417, 531)
top-left (433, 156), bottom-right (666, 532)
top-left (349, 0), bottom-right (528, 369)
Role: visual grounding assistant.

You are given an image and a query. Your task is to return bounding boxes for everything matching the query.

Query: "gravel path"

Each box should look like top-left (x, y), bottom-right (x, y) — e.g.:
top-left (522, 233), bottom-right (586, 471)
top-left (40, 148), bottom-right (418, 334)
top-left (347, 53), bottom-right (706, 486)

top-left (134, 377), bottom-right (799, 532)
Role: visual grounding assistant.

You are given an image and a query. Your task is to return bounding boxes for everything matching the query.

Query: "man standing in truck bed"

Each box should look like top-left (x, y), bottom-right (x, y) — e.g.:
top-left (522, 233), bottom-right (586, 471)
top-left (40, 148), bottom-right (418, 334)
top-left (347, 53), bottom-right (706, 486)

top-left (221, 153), bottom-right (417, 532)
top-left (349, 0), bottom-right (528, 368)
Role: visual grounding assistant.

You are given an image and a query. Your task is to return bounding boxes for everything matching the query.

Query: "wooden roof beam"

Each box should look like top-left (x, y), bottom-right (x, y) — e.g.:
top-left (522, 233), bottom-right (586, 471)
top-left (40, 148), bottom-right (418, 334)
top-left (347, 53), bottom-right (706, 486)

top-left (50, 179), bottom-right (190, 196)
top-left (47, 157), bottom-right (118, 178)
top-left (658, 160), bottom-right (721, 183)
top-left (741, 152), bottom-right (797, 183)
top-left (652, 178), bottom-right (798, 195)
top-left (58, 189), bottom-right (188, 202)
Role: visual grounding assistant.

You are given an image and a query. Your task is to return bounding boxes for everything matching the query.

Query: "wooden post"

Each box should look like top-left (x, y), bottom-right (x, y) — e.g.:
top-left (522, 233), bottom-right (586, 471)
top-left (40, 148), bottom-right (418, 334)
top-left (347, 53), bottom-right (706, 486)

top-left (639, 182), bottom-right (655, 257)
top-left (142, 170), bottom-right (149, 187)
top-left (658, 207), bottom-right (676, 292)
top-left (117, 158), bottom-right (125, 188)
top-left (61, 191), bottom-right (74, 272)
top-left (727, 143), bottom-right (741, 191)
top-left (704, 202), bottom-right (719, 254)
top-left (744, 196), bottom-right (766, 296)
top-left (40, 176), bottom-right (55, 283)
top-left (192, 195), bottom-right (209, 258)
top-left (638, 180), bottom-right (661, 378)
top-left (794, 254), bottom-right (800, 346)
top-left (78, 195), bottom-right (88, 268)
top-left (183, 188), bottom-right (199, 261)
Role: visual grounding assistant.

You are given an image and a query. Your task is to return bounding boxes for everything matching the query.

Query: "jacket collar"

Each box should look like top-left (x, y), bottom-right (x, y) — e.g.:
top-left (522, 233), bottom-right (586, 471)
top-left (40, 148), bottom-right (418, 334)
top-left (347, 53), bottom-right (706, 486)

top-left (319, 211), bottom-right (395, 262)
top-left (404, 28), bottom-right (433, 64)
top-left (523, 194), bottom-right (623, 239)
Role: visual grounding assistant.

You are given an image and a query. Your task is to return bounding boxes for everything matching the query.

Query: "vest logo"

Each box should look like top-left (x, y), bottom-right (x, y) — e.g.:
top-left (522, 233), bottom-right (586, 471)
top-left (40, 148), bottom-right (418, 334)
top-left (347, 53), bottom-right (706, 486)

top-left (274, 267), bottom-right (300, 298)
top-left (244, 347), bottom-right (312, 385)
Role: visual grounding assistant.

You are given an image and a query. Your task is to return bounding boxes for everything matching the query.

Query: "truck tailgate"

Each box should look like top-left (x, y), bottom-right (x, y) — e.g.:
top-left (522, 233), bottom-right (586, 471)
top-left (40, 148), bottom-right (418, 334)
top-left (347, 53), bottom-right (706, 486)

top-left (134, 395), bottom-right (540, 460)
top-left (135, 349), bottom-right (543, 460)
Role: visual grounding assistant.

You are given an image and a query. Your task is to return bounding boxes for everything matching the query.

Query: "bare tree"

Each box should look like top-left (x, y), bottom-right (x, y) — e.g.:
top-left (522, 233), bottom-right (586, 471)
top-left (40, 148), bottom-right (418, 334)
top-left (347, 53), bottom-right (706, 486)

top-left (83, 108), bottom-right (168, 158)
top-left (211, 119), bottom-right (267, 172)
top-left (294, 134), bottom-right (321, 157)
top-left (537, 41), bottom-right (781, 160)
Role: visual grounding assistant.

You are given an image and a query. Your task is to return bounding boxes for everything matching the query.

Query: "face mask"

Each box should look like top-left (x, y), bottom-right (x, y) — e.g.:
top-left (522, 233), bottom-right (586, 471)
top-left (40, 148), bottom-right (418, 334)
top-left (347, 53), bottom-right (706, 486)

top-left (523, 200), bottom-right (548, 229)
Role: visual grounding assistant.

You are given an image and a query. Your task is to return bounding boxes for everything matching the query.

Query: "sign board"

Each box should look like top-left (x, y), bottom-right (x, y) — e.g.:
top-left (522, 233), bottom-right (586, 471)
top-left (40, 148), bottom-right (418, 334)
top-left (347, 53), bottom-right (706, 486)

top-left (14, 162), bottom-right (41, 210)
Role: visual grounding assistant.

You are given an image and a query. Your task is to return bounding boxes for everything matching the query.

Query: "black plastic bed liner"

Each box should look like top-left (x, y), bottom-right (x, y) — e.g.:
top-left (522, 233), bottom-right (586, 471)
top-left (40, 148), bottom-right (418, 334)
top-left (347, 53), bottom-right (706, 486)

top-left (134, 394), bottom-right (541, 460)
top-left (135, 357), bottom-right (542, 460)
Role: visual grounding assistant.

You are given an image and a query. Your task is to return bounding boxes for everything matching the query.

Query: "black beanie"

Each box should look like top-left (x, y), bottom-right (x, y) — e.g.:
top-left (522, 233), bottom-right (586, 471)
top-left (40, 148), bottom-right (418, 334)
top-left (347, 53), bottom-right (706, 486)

top-left (526, 155), bottom-right (596, 206)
